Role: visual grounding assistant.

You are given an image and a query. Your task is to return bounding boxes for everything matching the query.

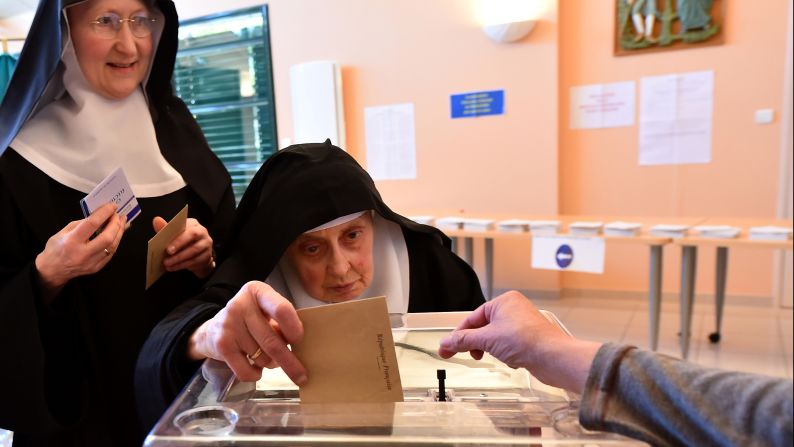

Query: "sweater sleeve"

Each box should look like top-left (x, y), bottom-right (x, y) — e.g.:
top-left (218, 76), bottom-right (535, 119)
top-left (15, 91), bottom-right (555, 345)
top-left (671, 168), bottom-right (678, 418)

top-left (579, 343), bottom-right (793, 447)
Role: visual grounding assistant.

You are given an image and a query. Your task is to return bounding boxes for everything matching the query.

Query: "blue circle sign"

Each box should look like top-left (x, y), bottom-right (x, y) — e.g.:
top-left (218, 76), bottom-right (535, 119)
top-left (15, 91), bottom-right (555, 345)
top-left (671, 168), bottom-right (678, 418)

top-left (556, 244), bottom-right (574, 269)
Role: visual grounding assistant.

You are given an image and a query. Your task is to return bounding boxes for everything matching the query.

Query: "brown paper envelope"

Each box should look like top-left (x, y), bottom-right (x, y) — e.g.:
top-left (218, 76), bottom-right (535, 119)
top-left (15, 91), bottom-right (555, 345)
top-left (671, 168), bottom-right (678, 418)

top-left (145, 204), bottom-right (188, 289)
top-left (293, 296), bottom-right (404, 403)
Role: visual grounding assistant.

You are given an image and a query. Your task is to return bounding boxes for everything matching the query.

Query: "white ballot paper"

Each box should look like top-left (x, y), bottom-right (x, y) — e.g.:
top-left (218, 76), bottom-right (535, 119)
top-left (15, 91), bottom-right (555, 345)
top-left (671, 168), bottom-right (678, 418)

top-left (80, 167), bottom-right (141, 225)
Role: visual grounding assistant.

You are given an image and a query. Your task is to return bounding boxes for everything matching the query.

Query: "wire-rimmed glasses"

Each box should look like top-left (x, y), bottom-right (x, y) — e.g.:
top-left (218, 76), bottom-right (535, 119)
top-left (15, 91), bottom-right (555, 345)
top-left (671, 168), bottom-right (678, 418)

top-left (89, 13), bottom-right (157, 39)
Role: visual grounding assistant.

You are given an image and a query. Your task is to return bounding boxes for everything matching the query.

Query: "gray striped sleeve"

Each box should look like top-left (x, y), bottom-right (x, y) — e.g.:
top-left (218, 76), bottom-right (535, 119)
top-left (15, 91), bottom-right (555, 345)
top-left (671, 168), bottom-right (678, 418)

top-left (579, 343), bottom-right (793, 447)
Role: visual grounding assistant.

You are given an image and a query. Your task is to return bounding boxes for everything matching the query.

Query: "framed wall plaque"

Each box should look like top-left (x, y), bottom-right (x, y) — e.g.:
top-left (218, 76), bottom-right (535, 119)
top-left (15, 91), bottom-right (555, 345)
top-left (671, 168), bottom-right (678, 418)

top-left (615, 0), bottom-right (724, 56)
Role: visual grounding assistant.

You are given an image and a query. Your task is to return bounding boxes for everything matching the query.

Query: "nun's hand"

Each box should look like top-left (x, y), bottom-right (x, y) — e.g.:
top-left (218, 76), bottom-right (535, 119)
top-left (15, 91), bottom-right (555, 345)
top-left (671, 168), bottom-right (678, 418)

top-left (187, 281), bottom-right (309, 385)
top-left (35, 202), bottom-right (126, 297)
top-left (152, 217), bottom-right (215, 278)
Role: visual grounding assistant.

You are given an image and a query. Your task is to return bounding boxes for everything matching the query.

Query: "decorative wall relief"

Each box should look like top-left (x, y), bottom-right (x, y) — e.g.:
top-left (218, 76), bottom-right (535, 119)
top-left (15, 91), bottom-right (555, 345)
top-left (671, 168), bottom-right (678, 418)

top-left (615, 0), bottom-right (723, 56)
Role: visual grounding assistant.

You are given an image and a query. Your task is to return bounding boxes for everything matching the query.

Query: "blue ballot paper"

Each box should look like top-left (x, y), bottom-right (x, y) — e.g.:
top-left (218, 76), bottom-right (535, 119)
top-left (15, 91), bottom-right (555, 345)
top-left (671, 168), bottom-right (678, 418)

top-left (80, 167), bottom-right (141, 225)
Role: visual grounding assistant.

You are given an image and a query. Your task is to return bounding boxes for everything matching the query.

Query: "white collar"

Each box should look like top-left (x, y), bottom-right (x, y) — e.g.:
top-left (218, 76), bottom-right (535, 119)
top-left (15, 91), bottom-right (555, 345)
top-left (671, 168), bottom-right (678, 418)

top-left (9, 9), bottom-right (185, 197)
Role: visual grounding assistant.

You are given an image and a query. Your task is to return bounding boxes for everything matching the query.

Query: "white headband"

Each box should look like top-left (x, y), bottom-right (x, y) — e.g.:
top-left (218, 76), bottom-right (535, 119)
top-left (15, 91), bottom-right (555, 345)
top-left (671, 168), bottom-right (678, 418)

top-left (305, 211), bottom-right (368, 233)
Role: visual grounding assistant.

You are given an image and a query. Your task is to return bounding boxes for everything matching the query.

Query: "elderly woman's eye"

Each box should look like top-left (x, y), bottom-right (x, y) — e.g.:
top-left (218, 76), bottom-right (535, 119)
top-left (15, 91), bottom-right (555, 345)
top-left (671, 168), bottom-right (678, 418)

top-left (304, 245), bottom-right (320, 254)
top-left (131, 15), bottom-right (151, 25)
top-left (95, 15), bottom-right (117, 26)
top-left (347, 230), bottom-right (362, 240)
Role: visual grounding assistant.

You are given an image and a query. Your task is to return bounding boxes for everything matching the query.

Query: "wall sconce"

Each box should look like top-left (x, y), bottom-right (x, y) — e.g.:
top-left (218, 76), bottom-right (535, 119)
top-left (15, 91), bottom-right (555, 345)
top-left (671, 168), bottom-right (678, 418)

top-left (476, 0), bottom-right (542, 43)
top-left (482, 20), bottom-right (537, 43)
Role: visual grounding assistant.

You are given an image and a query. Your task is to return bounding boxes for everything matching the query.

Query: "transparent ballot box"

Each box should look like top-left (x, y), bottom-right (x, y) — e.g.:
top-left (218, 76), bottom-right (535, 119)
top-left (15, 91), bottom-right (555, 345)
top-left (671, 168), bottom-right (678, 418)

top-left (145, 312), bottom-right (645, 446)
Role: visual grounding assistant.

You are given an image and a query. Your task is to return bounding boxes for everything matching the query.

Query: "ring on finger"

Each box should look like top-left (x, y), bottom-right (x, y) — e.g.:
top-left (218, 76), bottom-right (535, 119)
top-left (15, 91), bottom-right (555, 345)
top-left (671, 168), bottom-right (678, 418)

top-left (246, 347), bottom-right (263, 365)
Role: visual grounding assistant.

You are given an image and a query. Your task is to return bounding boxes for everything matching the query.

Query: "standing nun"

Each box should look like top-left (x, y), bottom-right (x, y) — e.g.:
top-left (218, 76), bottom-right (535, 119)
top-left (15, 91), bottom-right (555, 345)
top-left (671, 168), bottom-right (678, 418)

top-left (0, 0), bottom-right (234, 445)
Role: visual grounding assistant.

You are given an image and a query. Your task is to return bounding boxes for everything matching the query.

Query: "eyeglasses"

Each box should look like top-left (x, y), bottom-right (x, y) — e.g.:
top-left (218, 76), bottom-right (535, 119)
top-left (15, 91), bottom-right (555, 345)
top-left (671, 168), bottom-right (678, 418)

top-left (89, 13), bottom-right (157, 39)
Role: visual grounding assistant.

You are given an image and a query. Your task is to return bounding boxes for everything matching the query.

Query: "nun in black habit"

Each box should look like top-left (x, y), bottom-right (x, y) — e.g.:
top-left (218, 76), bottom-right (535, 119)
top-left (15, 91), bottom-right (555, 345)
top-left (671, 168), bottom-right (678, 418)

top-left (136, 141), bottom-right (485, 424)
top-left (0, 0), bottom-right (234, 445)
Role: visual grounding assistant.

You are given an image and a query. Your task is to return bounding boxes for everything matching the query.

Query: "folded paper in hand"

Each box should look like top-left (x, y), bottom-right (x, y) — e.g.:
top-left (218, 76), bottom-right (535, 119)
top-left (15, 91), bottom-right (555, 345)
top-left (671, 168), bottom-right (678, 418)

top-left (146, 205), bottom-right (188, 289)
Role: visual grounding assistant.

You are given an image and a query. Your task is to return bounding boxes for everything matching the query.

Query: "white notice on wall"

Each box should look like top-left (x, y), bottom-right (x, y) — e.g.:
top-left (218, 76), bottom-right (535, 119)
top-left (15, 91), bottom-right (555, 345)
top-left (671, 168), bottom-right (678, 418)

top-left (365, 103), bottom-right (417, 180)
top-left (639, 70), bottom-right (713, 165)
top-left (570, 81), bottom-right (635, 129)
top-left (531, 236), bottom-right (605, 274)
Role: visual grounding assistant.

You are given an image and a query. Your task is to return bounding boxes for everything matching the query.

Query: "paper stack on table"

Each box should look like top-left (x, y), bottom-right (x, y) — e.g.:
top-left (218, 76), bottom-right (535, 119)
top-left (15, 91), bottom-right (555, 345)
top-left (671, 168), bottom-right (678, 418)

top-left (529, 220), bottom-right (562, 235)
top-left (650, 224), bottom-right (690, 238)
top-left (461, 218), bottom-right (495, 231)
top-left (497, 219), bottom-right (532, 233)
top-left (693, 225), bottom-right (741, 239)
top-left (408, 216), bottom-right (435, 226)
top-left (569, 221), bottom-right (604, 236)
top-left (604, 221), bottom-right (642, 237)
top-left (748, 226), bottom-right (793, 241)
top-left (435, 216), bottom-right (465, 231)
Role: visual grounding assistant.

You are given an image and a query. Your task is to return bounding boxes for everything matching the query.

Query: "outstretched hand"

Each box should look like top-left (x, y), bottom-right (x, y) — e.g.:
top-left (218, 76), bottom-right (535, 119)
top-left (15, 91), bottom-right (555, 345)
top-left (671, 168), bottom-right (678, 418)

top-left (438, 291), bottom-right (601, 394)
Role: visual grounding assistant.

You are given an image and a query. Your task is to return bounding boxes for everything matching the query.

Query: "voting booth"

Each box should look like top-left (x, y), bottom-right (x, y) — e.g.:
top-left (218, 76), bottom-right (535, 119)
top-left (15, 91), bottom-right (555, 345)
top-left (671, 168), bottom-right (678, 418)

top-left (144, 312), bottom-right (645, 446)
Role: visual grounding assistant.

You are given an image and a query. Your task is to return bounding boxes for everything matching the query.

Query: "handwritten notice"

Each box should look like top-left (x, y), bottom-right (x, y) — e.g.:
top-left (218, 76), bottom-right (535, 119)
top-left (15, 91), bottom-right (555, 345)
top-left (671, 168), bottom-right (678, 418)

top-left (570, 81), bottom-right (635, 129)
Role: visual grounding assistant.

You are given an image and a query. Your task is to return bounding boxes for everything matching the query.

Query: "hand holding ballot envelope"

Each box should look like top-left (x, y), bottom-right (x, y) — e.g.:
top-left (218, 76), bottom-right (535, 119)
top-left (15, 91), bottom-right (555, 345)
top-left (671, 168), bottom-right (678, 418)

top-left (187, 281), bottom-right (309, 386)
top-left (152, 209), bottom-right (216, 279)
top-left (188, 284), bottom-right (403, 404)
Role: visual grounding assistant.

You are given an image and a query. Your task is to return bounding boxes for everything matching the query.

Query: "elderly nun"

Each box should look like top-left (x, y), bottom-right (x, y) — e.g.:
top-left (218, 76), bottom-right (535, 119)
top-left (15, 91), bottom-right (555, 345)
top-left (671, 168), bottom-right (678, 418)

top-left (137, 141), bottom-right (485, 424)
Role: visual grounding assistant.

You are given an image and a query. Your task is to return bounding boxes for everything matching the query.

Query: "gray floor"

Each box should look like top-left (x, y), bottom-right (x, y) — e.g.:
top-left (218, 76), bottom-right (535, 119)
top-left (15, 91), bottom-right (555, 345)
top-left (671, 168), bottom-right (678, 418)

top-left (534, 295), bottom-right (793, 379)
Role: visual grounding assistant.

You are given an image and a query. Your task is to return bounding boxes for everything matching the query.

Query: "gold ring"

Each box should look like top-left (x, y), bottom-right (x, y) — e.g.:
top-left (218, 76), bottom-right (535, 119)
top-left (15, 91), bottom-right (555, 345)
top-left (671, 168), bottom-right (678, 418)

top-left (104, 248), bottom-right (111, 257)
top-left (246, 347), bottom-right (262, 365)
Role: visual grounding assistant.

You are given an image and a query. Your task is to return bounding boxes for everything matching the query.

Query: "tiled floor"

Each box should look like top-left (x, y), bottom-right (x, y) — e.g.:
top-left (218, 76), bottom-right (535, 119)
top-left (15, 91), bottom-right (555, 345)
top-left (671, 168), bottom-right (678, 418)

top-left (534, 296), bottom-right (793, 379)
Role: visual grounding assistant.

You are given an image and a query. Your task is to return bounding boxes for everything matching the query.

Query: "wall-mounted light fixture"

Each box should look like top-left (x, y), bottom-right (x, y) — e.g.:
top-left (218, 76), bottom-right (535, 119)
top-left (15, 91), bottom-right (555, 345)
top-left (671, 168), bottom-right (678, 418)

top-left (476, 0), bottom-right (543, 43)
top-left (482, 20), bottom-right (537, 43)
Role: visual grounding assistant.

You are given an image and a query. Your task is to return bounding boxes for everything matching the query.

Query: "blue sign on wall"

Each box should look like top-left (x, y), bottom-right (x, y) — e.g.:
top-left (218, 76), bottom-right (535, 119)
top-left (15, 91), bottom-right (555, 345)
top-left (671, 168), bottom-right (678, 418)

top-left (450, 89), bottom-right (504, 119)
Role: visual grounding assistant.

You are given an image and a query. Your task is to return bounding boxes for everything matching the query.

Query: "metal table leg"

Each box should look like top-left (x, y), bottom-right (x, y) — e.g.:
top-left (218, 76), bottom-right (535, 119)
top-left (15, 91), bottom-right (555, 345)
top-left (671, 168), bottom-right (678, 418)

top-left (709, 247), bottom-right (729, 343)
top-left (485, 238), bottom-right (494, 299)
top-left (451, 237), bottom-right (458, 255)
top-left (679, 245), bottom-right (698, 359)
top-left (464, 237), bottom-right (474, 266)
top-left (649, 245), bottom-right (663, 351)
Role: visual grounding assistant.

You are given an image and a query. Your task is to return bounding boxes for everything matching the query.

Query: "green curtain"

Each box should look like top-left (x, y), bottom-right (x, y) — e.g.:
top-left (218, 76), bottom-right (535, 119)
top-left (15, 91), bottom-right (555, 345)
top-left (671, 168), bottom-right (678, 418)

top-left (0, 54), bottom-right (17, 103)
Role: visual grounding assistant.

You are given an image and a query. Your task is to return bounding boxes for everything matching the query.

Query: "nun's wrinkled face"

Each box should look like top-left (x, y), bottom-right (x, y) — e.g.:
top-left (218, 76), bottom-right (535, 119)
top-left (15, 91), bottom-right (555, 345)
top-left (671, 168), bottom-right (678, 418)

top-left (67, 0), bottom-right (154, 99)
top-left (285, 214), bottom-right (374, 303)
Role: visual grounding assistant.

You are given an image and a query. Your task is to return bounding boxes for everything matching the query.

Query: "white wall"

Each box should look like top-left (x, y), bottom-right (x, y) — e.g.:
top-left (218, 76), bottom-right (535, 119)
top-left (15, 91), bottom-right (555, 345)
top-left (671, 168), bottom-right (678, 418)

top-left (0, 11), bottom-right (33, 54)
top-left (173, 0), bottom-right (264, 20)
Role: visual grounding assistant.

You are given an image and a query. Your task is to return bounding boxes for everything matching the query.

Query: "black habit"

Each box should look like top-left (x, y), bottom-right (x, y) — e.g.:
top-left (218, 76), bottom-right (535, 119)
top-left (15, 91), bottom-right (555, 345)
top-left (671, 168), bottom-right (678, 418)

top-left (0, 0), bottom-right (235, 445)
top-left (135, 141), bottom-right (485, 426)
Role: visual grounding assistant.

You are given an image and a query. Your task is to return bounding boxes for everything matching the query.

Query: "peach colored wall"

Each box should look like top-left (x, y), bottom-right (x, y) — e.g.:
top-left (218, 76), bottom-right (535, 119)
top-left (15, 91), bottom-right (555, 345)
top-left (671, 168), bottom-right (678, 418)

top-left (559, 0), bottom-right (791, 299)
top-left (6, 1), bottom-right (787, 299)
top-left (175, 0), bottom-right (563, 293)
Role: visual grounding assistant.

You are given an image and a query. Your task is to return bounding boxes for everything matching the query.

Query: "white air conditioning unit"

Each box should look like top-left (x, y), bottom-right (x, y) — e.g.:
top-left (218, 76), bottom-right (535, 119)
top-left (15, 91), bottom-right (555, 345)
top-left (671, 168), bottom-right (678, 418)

top-left (289, 60), bottom-right (346, 149)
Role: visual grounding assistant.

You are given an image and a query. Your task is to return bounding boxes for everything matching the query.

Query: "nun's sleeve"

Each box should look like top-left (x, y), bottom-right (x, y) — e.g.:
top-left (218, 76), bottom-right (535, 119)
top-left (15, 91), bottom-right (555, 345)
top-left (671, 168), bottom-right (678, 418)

top-left (0, 185), bottom-right (84, 433)
top-left (134, 284), bottom-right (236, 430)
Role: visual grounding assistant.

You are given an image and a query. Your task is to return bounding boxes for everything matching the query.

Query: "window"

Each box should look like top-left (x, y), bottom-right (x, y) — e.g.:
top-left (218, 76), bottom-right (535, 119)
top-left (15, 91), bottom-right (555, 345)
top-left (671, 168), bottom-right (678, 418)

top-left (175, 6), bottom-right (277, 202)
